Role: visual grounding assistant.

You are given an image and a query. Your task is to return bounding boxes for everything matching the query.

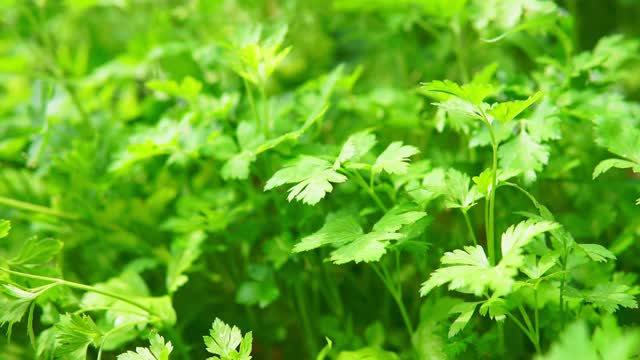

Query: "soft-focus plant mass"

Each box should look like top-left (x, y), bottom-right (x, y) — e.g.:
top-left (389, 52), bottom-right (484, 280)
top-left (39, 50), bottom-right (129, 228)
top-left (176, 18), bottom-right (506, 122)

top-left (2, 0), bottom-right (640, 359)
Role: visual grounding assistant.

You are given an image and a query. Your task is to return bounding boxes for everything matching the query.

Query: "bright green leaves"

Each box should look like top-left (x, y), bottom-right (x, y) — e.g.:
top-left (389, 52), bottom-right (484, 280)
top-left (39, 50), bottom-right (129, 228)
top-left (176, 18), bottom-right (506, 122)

top-left (421, 220), bottom-right (559, 297)
top-left (293, 213), bottom-right (363, 253)
top-left (336, 347), bottom-right (399, 360)
top-left (264, 156), bottom-right (347, 205)
top-left (536, 318), bottom-right (640, 360)
top-left (81, 271), bottom-right (177, 327)
top-left (421, 80), bottom-right (496, 105)
top-left (489, 92), bottom-right (544, 124)
top-left (220, 25), bottom-right (291, 87)
top-left (265, 127), bottom-right (420, 205)
top-left (448, 302), bottom-right (478, 338)
top-left (336, 130), bottom-right (377, 167)
top-left (146, 76), bottom-right (202, 102)
top-left (424, 168), bottom-right (483, 209)
top-left (166, 231), bottom-right (205, 294)
top-left (420, 245), bottom-right (492, 297)
top-left (576, 243), bottom-right (616, 263)
top-left (204, 318), bottom-right (253, 360)
top-left (584, 284), bottom-right (638, 313)
top-left (500, 220), bottom-right (560, 260)
top-left (373, 142), bottom-right (420, 175)
top-left (499, 127), bottom-right (549, 182)
top-left (592, 159), bottom-right (640, 179)
top-left (117, 332), bottom-right (173, 360)
top-left (0, 220), bottom-right (9, 238)
top-left (55, 314), bottom-right (102, 360)
top-left (8, 236), bottom-right (63, 266)
top-left (294, 206), bottom-right (426, 264)
top-left (0, 284), bottom-right (54, 336)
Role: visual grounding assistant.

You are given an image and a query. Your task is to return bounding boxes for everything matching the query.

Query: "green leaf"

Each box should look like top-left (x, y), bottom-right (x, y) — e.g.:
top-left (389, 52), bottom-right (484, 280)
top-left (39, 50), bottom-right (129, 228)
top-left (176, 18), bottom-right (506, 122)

top-left (265, 156), bottom-right (348, 205)
top-left (500, 220), bottom-right (560, 259)
top-left (421, 80), bottom-right (496, 105)
top-left (204, 318), bottom-right (252, 360)
top-left (329, 232), bottom-right (404, 264)
top-left (423, 168), bottom-right (482, 209)
top-left (316, 337), bottom-right (333, 360)
top-left (592, 158), bottom-right (639, 179)
top-left (293, 213), bottom-right (363, 253)
top-left (117, 331), bottom-right (173, 360)
top-left (489, 91), bottom-right (544, 124)
top-left (422, 220), bottom-right (558, 297)
top-left (336, 130), bottom-right (377, 166)
top-left (166, 231), bottom-right (205, 294)
top-left (420, 245), bottom-right (492, 297)
top-left (235, 281), bottom-right (280, 308)
top-left (585, 284), bottom-right (638, 313)
top-left (536, 318), bottom-right (640, 360)
top-left (576, 243), bottom-right (616, 263)
top-left (373, 142), bottom-right (420, 175)
top-left (0, 220), bottom-right (9, 239)
top-left (448, 302), bottom-right (477, 338)
top-left (54, 314), bottom-right (102, 360)
top-left (9, 236), bottom-right (63, 266)
top-left (294, 207), bottom-right (426, 264)
top-left (472, 169), bottom-right (493, 196)
top-left (536, 321), bottom-right (596, 360)
top-left (336, 347), bottom-right (399, 360)
top-left (146, 76), bottom-right (202, 100)
top-left (0, 285), bottom-right (44, 334)
top-left (498, 128), bottom-right (549, 182)
top-left (222, 153), bottom-right (255, 180)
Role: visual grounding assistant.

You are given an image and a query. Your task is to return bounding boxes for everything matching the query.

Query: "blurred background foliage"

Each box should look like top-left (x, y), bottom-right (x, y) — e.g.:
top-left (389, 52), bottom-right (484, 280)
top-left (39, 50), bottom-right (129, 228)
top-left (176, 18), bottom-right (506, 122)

top-left (0, 0), bottom-right (640, 359)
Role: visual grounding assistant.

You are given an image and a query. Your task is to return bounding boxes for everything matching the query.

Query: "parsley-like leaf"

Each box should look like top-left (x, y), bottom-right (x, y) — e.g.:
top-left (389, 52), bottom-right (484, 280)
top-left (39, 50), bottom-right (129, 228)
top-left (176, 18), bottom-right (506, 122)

top-left (336, 130), bottom-right (377, 166)
top-left (55, 314), bottom-right (102, 360)
top-left (204, 318), bottom-right (252, 360)
top-left (117, 331), bottom-right (173, 360)
top-left (294, 207), bottom-right (426, 264)
top-left (489, 91), bottom-right (544, 124)
top-left (373, 142), bottom-right (420, 175)
top-left (265, 156), bottom-right (348, 205)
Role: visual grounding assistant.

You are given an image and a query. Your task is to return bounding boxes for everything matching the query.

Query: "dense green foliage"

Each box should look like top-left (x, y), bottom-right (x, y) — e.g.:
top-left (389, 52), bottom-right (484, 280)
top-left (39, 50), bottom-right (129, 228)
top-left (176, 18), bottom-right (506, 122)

top-left (1, 0), bottom-right (640, 359)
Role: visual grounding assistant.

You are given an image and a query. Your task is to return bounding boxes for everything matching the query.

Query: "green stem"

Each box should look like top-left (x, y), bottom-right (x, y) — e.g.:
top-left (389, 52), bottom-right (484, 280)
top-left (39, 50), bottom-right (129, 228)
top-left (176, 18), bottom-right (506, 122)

top-left (462, 210), bottom-right (478, 245)
top-left (506, 312), bottom-right (542, 353)
top-left (371, 264), bottom-right (413, 336)
top-left (294, 282), bottom-right (318, 357)
top-left (0, 196), bottom-right (79, 220)
top-left (0, 267), bottom-right (153, 315)
top-left (97, 320), bottom-right (155, 360)
top-left (478, 107), bottom-right (498, 265)
top-left (244, 79), bottom-right (260, 132)
top-left (260, 83), bottom-right (269, 138)
top-left (534, 286), bottom-right (540, 347)
top-left (349, 170), bottom-right (388, 212)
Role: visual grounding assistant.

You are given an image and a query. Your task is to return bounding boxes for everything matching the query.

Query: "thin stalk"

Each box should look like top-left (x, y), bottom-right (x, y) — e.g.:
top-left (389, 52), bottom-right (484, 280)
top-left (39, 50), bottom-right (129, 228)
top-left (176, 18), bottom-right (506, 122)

top-left (477, 107), bottom-right (498, 265)
top-left (97, 320), bottom-right (155, 360)
top-left (506, 312), bottom-right (542, 353)
top-left (518, 305), bottom-right (535, 335)
top-left (0, 196), bottom-right (79, 220)
top-left (534, 286), bottom-right (540, 347)
top-left (244, 79), bottom-right (260, 132)
top-left (294, 283), bottom-right (318, 357)
top-left (260, 84), bottom-right (269, 137)
top-left (371, 264), bottom-right (413, 336)
top-left (0, 267), bottom-right (153, 315)
top-left (461, 210), bottom-right (478, 245)
top-left (348, 170), bottom-right (388, 212)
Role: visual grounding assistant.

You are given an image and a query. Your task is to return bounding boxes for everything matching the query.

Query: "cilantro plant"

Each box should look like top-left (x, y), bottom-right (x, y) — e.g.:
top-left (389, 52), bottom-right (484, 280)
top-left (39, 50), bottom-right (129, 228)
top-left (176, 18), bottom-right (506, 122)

top-left (1, 0), bottom-right (640, 359)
